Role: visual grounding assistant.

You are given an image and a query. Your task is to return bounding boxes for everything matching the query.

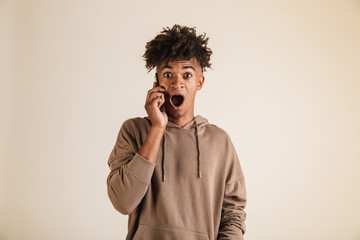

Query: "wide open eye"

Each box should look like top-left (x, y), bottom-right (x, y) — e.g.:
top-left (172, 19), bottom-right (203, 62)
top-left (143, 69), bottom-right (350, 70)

top-left (184, 72), bottom-right (192, 79)
top-left (164, 72), bottom-right (172, 78)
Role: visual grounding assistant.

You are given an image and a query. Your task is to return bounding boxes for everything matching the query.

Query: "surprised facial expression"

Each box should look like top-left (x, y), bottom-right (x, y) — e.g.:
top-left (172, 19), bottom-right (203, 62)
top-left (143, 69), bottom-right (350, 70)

top-left (156, 57), bottom-right (205, 122)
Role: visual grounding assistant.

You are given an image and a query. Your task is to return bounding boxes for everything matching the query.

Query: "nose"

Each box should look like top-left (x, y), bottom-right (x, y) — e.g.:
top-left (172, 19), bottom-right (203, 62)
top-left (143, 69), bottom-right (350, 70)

top-left (170, 74), bottom-right (184, 90)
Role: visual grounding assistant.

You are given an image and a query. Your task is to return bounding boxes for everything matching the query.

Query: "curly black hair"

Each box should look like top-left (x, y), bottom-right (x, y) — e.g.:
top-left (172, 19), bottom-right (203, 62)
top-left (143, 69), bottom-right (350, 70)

top-left (143, 24), bottom-right (212, 72)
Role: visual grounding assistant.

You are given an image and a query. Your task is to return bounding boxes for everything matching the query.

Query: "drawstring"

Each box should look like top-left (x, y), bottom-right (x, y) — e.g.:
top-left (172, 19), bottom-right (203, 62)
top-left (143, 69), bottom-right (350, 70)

top-left (161, 121), bottom-right (202, 182)
top-left (194, 121), bottom-right (202, 178)
top-left (162, 131), bottom-right (166, 182)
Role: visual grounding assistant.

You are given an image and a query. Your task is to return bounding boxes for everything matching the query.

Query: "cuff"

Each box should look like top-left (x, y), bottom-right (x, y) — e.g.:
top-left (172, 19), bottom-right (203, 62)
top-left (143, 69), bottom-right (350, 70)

top-left (126, 153), bottom-right (156, 184)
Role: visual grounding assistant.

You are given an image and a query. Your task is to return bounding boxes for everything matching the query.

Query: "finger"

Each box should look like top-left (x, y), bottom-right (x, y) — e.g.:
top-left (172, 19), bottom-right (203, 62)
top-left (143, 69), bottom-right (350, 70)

top-left (147, 93), bottom-right (159, 107)
top-left (156, 95), bottom-right (165, 107)
top-left (151, 95), bottom-right (165, 107)
top-left (148, 90), bottom-right (165, 102)
top-left (146, 86), bottom-right (165, 102)
top-left (149, 95), bottom-right (164, 109)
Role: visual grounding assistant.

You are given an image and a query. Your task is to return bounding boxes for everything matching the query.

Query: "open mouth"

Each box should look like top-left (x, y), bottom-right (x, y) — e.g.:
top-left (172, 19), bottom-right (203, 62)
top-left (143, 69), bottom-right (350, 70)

top-left (170, 95), bottom-right (184, 107)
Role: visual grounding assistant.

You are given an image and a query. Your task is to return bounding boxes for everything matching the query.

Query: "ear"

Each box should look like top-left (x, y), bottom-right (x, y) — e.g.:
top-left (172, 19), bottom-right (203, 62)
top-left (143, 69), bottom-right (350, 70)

top-left (197, 76), bottom-right (205, 90)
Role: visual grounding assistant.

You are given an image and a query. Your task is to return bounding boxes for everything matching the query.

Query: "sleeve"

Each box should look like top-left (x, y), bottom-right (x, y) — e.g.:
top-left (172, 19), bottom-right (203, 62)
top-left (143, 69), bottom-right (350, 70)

top-left (218, 136), bottom-right (247, 240)
top-left (106, 119), bottom-right (156, 215)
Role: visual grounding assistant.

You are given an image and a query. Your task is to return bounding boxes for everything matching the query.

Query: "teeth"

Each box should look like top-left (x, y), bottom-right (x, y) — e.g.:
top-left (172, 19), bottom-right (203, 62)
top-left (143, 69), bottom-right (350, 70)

top-left (171, 95), bottom-right (184, 107)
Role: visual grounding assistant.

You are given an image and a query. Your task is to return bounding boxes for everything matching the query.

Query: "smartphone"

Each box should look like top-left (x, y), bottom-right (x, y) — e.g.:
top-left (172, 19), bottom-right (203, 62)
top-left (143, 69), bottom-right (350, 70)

top-left (155, 73), bottom-right (164, 112)
top-left (155, 73), bottom-right (160, 87)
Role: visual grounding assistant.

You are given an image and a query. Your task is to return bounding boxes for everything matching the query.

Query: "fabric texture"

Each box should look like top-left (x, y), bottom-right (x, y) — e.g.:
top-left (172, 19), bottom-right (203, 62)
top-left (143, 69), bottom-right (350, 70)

top-left (107, 115), bottom-right (246, 240)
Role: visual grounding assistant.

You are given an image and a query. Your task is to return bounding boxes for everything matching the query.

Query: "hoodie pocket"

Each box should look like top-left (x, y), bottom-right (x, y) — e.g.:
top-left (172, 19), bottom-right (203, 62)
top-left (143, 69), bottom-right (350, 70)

top-left (132, 224), bottom-right (209, 240)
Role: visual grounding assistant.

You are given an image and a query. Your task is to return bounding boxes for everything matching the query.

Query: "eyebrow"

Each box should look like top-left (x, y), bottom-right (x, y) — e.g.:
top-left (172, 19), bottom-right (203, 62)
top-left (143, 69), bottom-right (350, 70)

top-left (160, 65), bottom-right (195, 71)
top-left (183, 65), bottom-right (195, 71)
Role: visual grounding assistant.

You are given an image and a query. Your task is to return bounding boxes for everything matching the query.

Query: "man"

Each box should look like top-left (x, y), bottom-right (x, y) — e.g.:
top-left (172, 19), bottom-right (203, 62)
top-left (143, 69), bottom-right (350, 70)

top-left (107, 24), bottom-right (246, 239)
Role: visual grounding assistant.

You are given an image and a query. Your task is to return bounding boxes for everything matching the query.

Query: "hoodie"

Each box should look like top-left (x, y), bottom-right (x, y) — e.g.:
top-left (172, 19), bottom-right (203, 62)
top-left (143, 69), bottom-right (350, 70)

top-left (107, 115), bottom-right (246, 240)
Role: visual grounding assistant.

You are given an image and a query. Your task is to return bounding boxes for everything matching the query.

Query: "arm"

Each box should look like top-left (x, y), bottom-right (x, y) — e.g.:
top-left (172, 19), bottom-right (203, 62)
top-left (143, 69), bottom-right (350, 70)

top-left (107, 83), bottom-right (167, 215)
top-left (218, 178), bottom-right (247, 239)
top-left (218, 137), bottom-right (247, 239)
top-left (106, 120), bottom-right (158, 215)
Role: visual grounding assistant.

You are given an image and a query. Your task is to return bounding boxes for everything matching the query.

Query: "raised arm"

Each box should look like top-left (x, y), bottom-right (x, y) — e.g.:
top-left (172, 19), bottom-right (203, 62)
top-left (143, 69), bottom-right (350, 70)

top-left (106, 83), bottom-right (167, 215)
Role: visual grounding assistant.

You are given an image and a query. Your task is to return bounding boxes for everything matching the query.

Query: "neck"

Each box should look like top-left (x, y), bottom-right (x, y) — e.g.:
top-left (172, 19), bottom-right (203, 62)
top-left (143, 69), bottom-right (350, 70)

top-left (168, 114), bottom-right (195, 128)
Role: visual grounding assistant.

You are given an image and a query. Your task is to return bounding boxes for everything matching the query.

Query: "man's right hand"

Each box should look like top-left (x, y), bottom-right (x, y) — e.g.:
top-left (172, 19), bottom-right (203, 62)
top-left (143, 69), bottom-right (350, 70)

top-left (145, 82), bottom-right (168, 129)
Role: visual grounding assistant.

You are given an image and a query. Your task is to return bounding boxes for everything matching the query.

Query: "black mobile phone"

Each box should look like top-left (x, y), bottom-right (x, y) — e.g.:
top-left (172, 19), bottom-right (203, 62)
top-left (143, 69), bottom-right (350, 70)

top-left (155, 73), bottom-right (164, 112)
top-left (155, 73), bottom-right (160, 87)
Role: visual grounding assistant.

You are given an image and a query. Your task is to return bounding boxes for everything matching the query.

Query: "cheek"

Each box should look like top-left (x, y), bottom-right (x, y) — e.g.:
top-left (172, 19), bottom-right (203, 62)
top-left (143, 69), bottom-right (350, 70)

top-left (185, 86), bottom-right (198, 100)
top-left (186, 80), bottom-right (198, 88)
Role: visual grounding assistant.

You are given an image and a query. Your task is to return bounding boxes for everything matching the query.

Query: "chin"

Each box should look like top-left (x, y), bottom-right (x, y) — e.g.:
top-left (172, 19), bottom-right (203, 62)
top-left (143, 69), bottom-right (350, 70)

top-left (166, 110), bottom-right (184, 119)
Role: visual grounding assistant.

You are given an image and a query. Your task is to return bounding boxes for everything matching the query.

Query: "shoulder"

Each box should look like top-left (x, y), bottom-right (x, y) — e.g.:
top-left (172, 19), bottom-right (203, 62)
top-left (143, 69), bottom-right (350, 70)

top-left (203, 122), bottom-right (232, 141)
top-left (120, 116), bottom-right (151, 134)
top-left (123, 117), bottom-right (151, 127)
top-left (202, 122), bottom-right (238, 156)
top-left (122, 116), bottom-right (151, 128)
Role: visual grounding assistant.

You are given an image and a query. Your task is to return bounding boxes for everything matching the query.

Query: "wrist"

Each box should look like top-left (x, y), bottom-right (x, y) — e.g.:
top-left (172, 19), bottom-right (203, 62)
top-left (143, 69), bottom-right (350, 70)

top-left (150, 125), bottom-right (166, 133)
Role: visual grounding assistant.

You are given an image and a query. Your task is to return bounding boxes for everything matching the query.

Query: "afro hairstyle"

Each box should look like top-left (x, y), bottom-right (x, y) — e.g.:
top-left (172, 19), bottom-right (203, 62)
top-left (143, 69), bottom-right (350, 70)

top-left (143, 24), bottom-right (212, 73)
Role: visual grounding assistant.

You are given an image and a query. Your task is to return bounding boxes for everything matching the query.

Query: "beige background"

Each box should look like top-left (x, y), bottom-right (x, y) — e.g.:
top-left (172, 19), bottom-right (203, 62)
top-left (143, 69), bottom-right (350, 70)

top-left (1, 0), bottom-right (360, 239)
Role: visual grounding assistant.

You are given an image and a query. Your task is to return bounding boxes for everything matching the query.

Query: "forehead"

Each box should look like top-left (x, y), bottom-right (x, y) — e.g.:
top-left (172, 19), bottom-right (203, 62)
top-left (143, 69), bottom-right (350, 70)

top-left (158, 57), bottom-right (201, 71)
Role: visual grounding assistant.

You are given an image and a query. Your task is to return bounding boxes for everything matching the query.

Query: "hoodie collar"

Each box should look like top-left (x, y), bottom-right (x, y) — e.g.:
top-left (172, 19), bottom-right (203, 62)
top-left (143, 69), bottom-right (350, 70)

top-left (165, 115), bottom-right (208, 130)
top-left (155, 115), bottom-right (208, 182)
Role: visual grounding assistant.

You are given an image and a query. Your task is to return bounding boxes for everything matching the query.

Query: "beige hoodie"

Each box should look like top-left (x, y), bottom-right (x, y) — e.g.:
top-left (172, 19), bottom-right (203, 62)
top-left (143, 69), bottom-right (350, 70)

top-left (107, 115), bottom-right (246, 240)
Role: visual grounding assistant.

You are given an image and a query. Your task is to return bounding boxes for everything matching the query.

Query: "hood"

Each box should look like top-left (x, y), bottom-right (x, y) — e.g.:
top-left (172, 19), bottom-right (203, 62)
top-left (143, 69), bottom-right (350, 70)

top-left (146, 115), bottom-right (209, 182)
top-left (165, 115), bottom-right (209, 130)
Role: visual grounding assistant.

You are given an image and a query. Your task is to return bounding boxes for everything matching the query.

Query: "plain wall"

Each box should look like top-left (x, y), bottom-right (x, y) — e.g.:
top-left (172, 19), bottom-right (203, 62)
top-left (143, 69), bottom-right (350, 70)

top-left (1, 0), bottom-right (360, 239)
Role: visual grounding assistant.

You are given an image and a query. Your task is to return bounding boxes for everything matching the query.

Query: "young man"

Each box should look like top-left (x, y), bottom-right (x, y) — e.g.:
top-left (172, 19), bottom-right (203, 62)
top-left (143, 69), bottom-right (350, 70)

top-left (107, 24), bottom-right (246, 240)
